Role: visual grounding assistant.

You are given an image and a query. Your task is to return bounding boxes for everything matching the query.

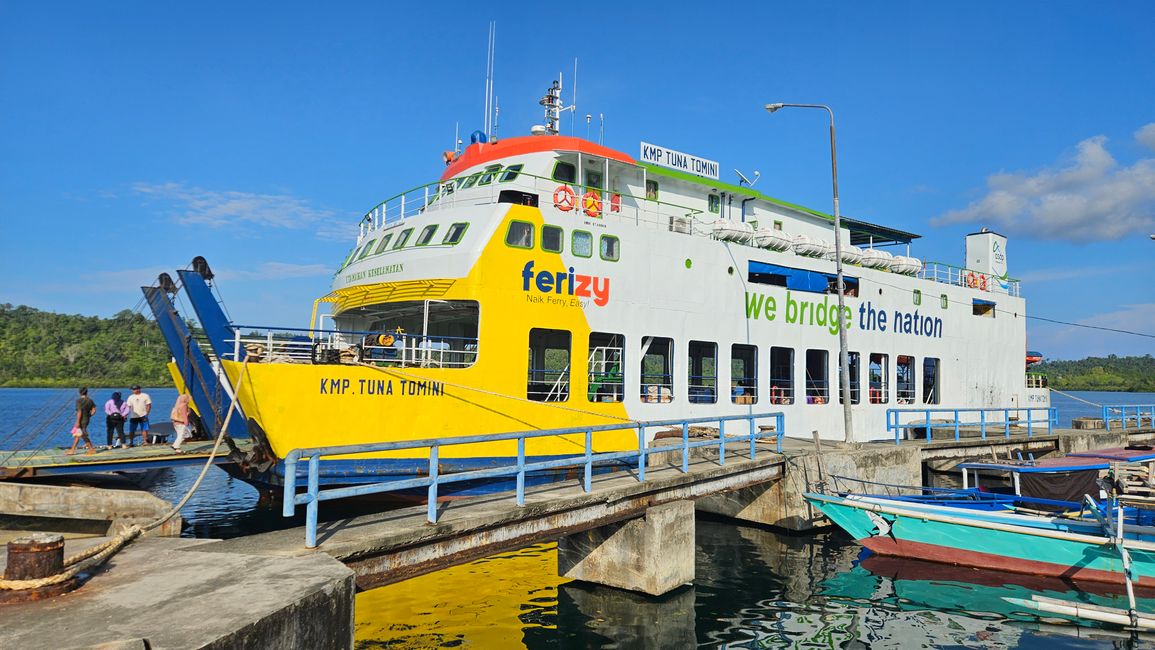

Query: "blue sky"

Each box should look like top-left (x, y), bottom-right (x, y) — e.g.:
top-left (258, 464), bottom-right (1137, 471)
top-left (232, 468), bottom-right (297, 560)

top-left (1, 2), bottom-right (1152, 360)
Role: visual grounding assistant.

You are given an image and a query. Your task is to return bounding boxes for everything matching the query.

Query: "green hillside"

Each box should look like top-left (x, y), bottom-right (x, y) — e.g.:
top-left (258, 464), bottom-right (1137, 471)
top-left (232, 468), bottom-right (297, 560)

top-left (1033, 355), bottom-right (1155, 392)
top-left (0, 304), bottom-right (172, 388)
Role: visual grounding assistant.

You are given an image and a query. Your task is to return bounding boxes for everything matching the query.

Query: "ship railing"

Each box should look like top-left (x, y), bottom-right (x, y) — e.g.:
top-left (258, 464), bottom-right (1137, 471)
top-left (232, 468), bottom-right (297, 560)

top-left (228, 325), bottom-right (479, 368)
top-left (1025, 373), bottom-right (1048, 389)
top-left (918, 262), bottom-right (1022, 297)
top-left (1102, 405), bottom-right (1155, 431)
top-left (886, 406), bottom-right (1058, 444)
top-left (281, 411), bottom-right (787, 547)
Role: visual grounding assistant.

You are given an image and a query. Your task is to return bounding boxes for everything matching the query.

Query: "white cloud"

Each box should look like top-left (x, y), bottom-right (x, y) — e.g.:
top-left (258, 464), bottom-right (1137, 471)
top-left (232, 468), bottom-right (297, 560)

top-left (933, 129), bottom-right (1155, 242)
top-left (218, 262), bottom-right (333, 281)
top-left (133, 182), bottom-right (351, 240)
top-left (1137, 123), bottom-right (1155, 151)
top-left (1030, 303), bottom-right (1155, 359)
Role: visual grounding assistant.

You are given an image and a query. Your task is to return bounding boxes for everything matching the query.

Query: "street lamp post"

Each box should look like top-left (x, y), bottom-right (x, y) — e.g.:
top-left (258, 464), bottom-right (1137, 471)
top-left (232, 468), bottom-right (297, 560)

top-left (764, 102), bottom-right (854, 444)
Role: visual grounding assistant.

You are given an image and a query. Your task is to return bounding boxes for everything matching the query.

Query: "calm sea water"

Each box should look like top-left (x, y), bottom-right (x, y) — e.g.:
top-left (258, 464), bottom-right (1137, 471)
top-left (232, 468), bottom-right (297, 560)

top-left (2, 388), bottom-right (1154, 647)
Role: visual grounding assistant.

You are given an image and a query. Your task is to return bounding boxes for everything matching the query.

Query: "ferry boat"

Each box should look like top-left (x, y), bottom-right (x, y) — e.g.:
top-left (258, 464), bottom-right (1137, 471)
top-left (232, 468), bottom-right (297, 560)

top-left (147, 80), bottom-right (1049, 490)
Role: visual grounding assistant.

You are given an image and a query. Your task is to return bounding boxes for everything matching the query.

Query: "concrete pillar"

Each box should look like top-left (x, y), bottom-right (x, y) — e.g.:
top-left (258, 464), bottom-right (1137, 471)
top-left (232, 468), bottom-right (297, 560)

top-left (558, 500), bottom-right (694, 596)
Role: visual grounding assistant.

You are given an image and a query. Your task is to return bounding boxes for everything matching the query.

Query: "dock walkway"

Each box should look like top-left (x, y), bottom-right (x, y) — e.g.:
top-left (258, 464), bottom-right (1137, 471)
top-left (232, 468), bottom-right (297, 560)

top-left (0, 439), bottom-right (255, 478)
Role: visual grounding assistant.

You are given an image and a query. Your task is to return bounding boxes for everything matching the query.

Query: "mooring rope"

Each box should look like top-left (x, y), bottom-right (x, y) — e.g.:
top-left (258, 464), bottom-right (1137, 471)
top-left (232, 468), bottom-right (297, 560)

top-left (0, 360), bottom-right (250, 592)
top-left (1049, 387), bottom-right (1124, 414)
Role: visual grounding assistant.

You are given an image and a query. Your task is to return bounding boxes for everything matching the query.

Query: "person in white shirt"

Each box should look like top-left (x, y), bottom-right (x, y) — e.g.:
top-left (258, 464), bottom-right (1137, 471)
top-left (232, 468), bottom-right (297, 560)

top-left (125, 385), bottom-right (152, 447)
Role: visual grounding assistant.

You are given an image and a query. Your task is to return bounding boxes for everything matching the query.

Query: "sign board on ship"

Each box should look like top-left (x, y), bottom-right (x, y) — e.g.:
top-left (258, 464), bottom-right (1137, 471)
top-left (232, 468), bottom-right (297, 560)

top-left (640, 142), bottom-right (720, 180)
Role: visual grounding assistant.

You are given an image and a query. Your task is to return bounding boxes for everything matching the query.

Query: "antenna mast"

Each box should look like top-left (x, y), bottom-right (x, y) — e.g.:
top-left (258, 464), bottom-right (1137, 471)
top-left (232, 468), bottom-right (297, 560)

top-left (483, 22), bottom-right (496, 137)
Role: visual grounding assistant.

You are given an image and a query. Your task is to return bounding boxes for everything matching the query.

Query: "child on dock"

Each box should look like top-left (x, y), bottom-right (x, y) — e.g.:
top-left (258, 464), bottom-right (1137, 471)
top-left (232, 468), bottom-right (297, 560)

top-left (66, 387), bottom-right (97, 456)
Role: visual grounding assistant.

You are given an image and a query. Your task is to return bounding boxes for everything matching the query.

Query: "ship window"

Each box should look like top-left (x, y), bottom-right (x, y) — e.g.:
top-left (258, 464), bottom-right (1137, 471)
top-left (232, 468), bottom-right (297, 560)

top-left (392, 228), bottom-right (413, 249)
top-left (441, 181), bottom-right (455, 196)
top-left (443, 222), bottom-right (469, 245)
top-left (373, 233), bottom-right (394, 254)
top-left (506, 221), bottom-right (534, 249)
top-left (340, 248), bottom-right (358, 269)
top-left (770, 347), bottom-right (794, 404)
top-left (640, 336), bottom-right (674, 403)
top-left (972, 299), bottom-right (995, 318)
top-left (805, 349), bottom-right (829, 404)
top-left (585, 169), bottom-right (604, 192)
top-left (499, 164), bottom-right (524, 182)
top-left (357, 239), bottom-right (377, 259)
top-left (839, 351), bottom-right (861, 405)
top-left (572, 230), bottom-right (593, 258)
top-left (869, 353), bottom-right (889, 404)
top-left (688, 341), bottom-right (717, 404)
top-left (645, 180), bottom-right (659, 200)
top-left (941, 294), bottom-right (949, 309)
top-left (361, 299), bottom-right (479, 369)
top-left (462, 172), bottom-right (482, 189)
top-left (542, 225), bottom-right (563, 253)
top-left (588, 332), bottom-right (625, 403)
top-left (478, 164), bottom-right (502, 186)
top-left (600, 235), bottom-right (620, 262)
top-left (923, 358), bottom-right (940, 404)
top-left (527, 328), bottom-right (570, 402)
top-left (415, 225), bottom-right (438, 246)
top-left (913, 289), bottom-right (922, 306)
top-left (553, 161), bottom-right (577, 184)
top-left (708, 194), bottom-right (721, 214)
top-left (731, 344), bottom-right (758, 404)
top-left (896, 355), bottom-right (916, 404)
top-left (773, 221), bottom-right (783, 231)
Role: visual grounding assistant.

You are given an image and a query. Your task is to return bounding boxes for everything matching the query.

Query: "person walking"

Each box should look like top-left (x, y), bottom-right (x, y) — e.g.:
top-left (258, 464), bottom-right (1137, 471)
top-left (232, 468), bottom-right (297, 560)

top-left (104, 391), bottom-right (130, 448)
top-left (126, 385), bottom-right (152, 447)
top-left (66, 387), bottom-right (97, 456)
top-left (170, 394), bottom-right (191, 453)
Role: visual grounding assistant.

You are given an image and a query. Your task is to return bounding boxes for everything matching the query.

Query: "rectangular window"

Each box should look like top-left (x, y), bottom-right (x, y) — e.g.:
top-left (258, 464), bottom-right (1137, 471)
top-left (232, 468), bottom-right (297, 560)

top-left (478, 164), bottom-right (502, 185)
top-left (570, 229), bottom-right (591, 258)
top-left (773, 220), bottom-right (783, 231)
top-left (770, 347), bottom-right (794, 405)
top-left (506, 221), bottom-right (534, 249)
top-left (392, 228), bottom-right (413, 250)
top-left (584, 168), bottom-right (604, 192)
top-left (588, 332), bottom-right (625, 403)
top-left (805, 349), bottom-right (829, 404)
top-left (973, 299), bottom-right (995, 318)
top-left (687, 341), bottom-right (717, 404)
top-left (527, 328), bottom-right (570, 402)
top-left (553, 161), bottom-right (577, 183)
top-left (645, 179), bottom-right (659, 200)
top-left (941, 294), bottom-right (949, 309)
top-left (839, 351), bottom-right (861, 405)
top-left (462, 172), bottom-right (482, 189)
top-left (869, 353), bottom-right (889, 404)
top-left (640, 336), bottom-right (674, 403)
top-left (373, 233), bottom-right (395, 254)
top-left (913, 289), bottom-right (922, 306)
top-left (600, 235), bottom-right (620, 261)
top-left (896, 355), bottom-right (916, 404)
top-left (731, 344), bottom-right (758, 405)
top-left (708, 194), bottom-right (721, 214)
top-left (572, 231), bottom-right (593, 258)
top-left (357, 239), bottom-right (377, 260)
top-left (542, 225), bottom-right (563, 253)
top-left (923, 357), bottom-right (940, 404)
top-left (442, 222), bottom-right (469, 245)
top-left (499, 164), bottom-right (524, 182)
top-left (415, 225), bottom-right (438, 246)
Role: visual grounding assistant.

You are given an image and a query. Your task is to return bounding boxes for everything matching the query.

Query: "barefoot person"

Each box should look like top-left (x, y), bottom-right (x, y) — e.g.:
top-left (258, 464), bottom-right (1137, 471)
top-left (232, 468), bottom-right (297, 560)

top-left (170, 394), bottom-right (191, 453)
top-left (126, 385), bottom-right (151, 447)
top-left (66, 387), bottom-right (97, 456)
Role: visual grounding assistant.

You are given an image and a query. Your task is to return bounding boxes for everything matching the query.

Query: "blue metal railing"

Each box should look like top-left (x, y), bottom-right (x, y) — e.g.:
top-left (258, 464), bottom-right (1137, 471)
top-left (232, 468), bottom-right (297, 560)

top-left (1103, 405), bottom-right (1155, 430)
top-left (886, 407), bottom-right (1057, 444)
top-left (282, 412), bottom-right (785, 547)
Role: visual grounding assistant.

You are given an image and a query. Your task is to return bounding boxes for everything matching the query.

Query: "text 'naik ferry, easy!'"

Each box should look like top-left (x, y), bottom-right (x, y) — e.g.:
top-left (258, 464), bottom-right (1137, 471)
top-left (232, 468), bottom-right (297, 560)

top-left (145, 80), bottom-right (1049, 492)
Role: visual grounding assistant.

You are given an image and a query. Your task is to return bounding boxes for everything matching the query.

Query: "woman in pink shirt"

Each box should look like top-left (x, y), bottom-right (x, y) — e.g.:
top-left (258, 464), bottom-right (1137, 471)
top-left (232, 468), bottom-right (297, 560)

top-left (104, 391), bottom-right (131, 448)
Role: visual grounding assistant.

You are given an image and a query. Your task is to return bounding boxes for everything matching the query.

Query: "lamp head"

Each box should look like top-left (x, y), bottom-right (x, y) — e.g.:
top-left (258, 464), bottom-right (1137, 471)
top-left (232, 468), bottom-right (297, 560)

top-left (764, 103), bottom-right (786, 113)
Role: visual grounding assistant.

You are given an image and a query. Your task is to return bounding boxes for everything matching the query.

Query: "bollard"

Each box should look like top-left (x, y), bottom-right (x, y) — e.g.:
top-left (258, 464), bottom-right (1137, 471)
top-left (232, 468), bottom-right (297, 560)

top-left (1, 533), bottom-right (79, 604)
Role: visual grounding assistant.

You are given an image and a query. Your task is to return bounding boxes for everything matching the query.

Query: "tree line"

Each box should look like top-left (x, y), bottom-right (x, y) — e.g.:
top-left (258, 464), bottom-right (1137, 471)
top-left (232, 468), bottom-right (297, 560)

top-left (0, 304), bottom-right (173, 388)
top-left (1033, 354), bottom-right (1155, 393)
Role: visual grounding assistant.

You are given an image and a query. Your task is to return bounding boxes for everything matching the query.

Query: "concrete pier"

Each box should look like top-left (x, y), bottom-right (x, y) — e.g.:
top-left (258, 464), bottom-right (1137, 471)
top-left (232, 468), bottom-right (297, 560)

top-left (0, 482), bottom-right (181, 540)
top-left (559, 500), bottom-right (695, 596)
top-left (0, 536), bottom-right (355, 649)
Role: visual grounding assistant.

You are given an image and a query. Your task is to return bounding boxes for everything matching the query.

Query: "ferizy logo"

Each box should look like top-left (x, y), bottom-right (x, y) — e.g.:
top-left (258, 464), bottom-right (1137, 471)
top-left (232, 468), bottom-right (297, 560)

top-left (521, 261), bottom-right (610, 306)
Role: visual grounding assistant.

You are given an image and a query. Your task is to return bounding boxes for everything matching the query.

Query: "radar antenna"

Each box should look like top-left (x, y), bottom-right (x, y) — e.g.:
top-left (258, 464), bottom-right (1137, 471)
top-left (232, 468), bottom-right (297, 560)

top-left (735, 168), bottom-right (761, 187)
